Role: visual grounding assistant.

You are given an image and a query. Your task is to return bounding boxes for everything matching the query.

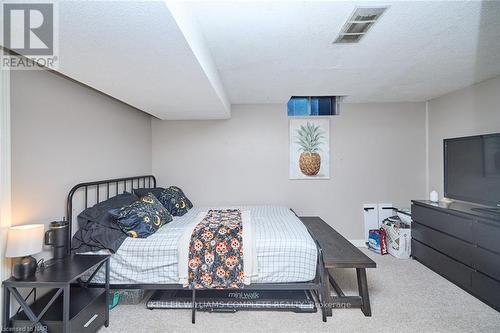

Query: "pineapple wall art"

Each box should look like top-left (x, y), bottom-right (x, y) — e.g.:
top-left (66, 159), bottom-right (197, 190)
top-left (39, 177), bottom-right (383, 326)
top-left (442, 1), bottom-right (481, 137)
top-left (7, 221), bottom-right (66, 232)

top-left (289, 118), bottom-right (330, 179)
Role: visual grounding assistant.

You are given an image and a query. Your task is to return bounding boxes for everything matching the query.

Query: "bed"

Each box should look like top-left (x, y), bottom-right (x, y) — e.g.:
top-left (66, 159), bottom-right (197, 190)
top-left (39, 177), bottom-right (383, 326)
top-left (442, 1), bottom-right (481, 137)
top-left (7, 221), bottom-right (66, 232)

top-left (85, 205), bottom-right (317, 285)
top-left (66, 175), bottom-right (329, 322)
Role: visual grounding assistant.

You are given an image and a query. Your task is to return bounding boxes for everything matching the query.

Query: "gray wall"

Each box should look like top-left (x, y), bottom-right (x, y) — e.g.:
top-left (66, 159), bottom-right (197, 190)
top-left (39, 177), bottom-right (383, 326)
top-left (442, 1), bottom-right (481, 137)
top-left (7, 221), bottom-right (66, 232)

top-left (152, 103), bottom-right (426, 240)
top-left (11, 70), bottom-right (152, 260)
top-left (428, 75), bottom-right (500, 198)
top-left (8, 66), bottom-right (499, 257)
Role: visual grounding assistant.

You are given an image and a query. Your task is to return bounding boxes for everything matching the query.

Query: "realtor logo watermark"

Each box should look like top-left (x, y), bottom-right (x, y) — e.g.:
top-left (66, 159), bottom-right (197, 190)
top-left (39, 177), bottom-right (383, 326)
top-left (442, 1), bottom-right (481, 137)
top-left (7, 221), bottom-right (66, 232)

top-left (1, 1), bottom-right (59, 69)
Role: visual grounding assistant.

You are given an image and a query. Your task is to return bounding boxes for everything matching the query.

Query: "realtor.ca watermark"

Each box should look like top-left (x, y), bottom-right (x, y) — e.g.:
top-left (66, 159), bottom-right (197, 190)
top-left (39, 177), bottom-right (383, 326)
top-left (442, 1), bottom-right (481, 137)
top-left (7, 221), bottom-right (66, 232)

top-left (1, 1), bottom-right (59, 70)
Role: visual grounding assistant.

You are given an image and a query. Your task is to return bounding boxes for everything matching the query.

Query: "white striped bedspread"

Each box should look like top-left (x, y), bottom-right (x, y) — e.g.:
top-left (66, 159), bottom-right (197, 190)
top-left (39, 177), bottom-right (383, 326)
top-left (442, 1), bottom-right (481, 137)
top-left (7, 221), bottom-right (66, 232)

top-left (87, 206), bottom-right (318, 285)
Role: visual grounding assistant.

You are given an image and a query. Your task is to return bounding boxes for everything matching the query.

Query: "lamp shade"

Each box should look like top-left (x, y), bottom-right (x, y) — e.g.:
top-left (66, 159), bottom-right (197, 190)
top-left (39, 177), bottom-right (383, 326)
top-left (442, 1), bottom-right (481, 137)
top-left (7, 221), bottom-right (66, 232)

top-left (5, 224), bottom-right (44, 258)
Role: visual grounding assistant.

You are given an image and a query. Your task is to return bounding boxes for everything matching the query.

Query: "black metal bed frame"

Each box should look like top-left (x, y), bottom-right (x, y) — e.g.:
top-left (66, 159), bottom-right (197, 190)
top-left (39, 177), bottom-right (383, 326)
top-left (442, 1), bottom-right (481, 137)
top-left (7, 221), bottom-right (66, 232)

top-left (66, 175), bottom-right (330, 322)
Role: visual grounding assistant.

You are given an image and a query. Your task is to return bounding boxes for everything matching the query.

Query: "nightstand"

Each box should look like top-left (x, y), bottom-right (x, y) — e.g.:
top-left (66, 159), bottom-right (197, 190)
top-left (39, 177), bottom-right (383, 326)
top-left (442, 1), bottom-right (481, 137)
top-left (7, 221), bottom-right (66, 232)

top-left (2, 254), bottom-right (110, 333)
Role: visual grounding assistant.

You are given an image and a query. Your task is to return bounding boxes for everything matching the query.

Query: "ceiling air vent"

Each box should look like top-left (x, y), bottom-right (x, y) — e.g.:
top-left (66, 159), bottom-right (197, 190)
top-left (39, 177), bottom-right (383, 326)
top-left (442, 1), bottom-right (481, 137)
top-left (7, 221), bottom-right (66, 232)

top-left (334, 7), bottom-right (387, 44)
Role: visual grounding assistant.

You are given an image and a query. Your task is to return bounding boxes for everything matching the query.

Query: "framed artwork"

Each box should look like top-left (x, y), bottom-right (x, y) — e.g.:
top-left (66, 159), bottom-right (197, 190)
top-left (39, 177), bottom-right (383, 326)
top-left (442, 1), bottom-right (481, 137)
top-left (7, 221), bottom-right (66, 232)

top-left (289, 118), bottom-right (330, 179)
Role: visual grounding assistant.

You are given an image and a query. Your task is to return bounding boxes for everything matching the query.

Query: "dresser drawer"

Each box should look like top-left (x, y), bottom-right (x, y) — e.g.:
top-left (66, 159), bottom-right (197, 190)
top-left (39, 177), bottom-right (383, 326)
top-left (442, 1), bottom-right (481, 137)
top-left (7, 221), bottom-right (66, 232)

top-left (473, 219), bottom-right (500, 255)
top-left (471, 271), bottom-right (500, 311)
top-left (412, 239), bottom-right (472, 289)
top-left (412, 222), bottom-right (473, 266)
top-left (412, 204), bottom-right (473, 242)
top-left (473, 246), bottom-right (500, 281)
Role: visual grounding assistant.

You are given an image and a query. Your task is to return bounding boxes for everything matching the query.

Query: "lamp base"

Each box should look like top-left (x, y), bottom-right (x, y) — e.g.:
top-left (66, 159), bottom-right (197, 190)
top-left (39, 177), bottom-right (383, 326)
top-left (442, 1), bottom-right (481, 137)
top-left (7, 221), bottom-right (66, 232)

top-left (12, 256), bottom-right (37, 280)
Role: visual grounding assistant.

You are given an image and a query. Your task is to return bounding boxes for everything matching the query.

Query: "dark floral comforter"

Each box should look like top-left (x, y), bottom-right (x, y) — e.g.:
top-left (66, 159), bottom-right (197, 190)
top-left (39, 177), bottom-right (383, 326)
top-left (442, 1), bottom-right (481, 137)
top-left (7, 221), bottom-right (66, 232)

top-left (188, 209), bottom-right (244, 289)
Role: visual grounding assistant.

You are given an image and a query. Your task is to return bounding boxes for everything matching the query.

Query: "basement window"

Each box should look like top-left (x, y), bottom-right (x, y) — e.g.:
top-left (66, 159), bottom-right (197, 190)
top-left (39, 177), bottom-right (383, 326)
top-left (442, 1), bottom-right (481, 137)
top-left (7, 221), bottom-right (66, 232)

top-left (287, 96), bottom-right (340, 116)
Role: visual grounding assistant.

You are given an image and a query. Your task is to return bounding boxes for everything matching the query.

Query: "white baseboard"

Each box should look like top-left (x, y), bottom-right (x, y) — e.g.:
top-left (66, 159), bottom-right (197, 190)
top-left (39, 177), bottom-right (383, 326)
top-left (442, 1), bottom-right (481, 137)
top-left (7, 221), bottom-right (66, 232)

top-left (349, 239), bottom-right (367, 248)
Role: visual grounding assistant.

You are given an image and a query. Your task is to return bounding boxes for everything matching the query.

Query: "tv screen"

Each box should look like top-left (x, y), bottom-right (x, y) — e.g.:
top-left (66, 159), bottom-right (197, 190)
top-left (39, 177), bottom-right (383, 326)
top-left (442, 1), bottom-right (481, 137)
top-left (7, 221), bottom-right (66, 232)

top-left (445, 133), bottom-right (500, 207)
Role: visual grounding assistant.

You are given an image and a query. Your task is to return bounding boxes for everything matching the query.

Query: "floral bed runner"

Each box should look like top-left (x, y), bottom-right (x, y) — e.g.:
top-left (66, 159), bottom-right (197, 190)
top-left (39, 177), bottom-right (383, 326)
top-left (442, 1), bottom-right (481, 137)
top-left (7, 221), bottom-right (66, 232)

top-left (187, 209), bottom-right (244, 289)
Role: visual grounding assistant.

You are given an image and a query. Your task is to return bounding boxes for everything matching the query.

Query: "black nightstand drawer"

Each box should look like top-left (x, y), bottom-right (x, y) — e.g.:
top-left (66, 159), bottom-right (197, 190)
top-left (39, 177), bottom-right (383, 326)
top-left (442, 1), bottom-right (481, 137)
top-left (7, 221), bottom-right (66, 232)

top-left (412, 239), bottom-right (472, 289)
top-left (412, 221), bottom-right (473, 266)
top-left (72, 289), bottom-right (106, 333)
top-left (412, 204), bottom-right (473, 242)
top-left (11, 287), bottom-right (106, 333)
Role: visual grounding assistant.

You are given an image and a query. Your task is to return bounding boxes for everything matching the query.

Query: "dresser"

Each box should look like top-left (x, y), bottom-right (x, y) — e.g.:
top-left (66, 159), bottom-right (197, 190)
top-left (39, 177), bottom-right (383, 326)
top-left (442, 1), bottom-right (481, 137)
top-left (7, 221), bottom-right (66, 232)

top-left (411, 200), bottom-right (500, 312)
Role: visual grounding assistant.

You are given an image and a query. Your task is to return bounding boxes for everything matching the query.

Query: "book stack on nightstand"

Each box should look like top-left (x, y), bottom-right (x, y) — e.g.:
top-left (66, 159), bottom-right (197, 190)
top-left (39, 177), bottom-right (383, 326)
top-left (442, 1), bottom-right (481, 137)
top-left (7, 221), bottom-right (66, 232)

top-left (2, 254), bottom-right (110, 333)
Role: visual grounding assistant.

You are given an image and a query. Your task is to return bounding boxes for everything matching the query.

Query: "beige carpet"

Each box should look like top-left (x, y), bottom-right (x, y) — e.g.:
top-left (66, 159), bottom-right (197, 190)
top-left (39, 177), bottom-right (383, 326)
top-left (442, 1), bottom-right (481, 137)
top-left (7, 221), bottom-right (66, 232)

top-left (101, 249), bottom-right (500, 333)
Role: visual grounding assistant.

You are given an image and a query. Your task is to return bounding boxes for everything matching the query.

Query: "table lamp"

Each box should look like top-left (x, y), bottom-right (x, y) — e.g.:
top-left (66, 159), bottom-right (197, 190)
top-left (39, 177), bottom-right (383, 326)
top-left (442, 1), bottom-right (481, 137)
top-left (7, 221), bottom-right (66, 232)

top-left (5, 224), bottom-right (44, 280)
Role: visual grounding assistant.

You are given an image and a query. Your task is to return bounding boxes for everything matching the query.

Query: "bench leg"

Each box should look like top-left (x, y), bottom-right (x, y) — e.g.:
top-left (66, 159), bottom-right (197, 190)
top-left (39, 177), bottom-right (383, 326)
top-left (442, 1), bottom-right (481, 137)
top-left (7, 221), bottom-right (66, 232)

top-left (321, 267), bottom-right (333, 319)
top-left (356, 268), bottom-right (372, 317)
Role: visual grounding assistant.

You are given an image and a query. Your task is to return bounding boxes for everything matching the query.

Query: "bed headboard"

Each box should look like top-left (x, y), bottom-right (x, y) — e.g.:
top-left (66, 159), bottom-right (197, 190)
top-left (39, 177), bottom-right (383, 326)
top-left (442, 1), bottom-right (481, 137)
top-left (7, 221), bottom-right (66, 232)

top-left (66, 175), bottom-right (156, 254)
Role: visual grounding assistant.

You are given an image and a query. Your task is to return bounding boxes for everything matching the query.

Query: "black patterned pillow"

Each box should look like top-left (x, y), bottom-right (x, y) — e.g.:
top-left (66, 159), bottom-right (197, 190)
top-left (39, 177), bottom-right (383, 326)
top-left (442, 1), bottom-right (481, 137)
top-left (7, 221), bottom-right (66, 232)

top-left (133, 187), bottom-right (164, 199)
top-left (109, 193), bottom-right (173, 238)
top-left (158, 186), bottom-right (193, 216)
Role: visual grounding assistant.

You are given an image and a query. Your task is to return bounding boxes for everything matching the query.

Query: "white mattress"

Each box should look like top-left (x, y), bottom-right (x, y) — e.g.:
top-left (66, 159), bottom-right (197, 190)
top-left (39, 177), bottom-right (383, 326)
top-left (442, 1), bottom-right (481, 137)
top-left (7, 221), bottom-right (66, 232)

top-left (90, 206), bottom-right (317, 284)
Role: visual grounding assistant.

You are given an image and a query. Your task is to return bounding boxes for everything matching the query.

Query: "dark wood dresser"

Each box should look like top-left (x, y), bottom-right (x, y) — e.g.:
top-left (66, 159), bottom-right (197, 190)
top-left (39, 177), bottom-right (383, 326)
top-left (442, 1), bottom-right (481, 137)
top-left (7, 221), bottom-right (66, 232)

top-left (411, 200), bottom-right (500, 311)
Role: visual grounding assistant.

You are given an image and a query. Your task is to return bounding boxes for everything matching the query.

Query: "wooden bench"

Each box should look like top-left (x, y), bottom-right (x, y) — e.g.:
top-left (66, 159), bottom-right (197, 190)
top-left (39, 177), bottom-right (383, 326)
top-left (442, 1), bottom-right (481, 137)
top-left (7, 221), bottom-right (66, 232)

top-left (300, 217), bottom-right (376, 320)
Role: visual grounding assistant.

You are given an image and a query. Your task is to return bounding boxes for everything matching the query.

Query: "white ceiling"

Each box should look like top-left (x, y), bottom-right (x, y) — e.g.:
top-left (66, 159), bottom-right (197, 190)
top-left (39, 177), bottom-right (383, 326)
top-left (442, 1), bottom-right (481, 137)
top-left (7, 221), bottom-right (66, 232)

top-left (57, 1), bottom-right (230, 119)
top-left (11, 1), bottom-right (500, 118)
top-left (190, 0), bottom-right (500, 104)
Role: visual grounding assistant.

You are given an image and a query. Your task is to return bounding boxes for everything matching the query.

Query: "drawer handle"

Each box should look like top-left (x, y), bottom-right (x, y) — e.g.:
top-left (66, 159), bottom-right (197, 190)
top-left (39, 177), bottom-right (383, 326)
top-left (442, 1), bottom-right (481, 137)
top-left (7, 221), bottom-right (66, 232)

top-left (84, 314), bottom-right (99, 328)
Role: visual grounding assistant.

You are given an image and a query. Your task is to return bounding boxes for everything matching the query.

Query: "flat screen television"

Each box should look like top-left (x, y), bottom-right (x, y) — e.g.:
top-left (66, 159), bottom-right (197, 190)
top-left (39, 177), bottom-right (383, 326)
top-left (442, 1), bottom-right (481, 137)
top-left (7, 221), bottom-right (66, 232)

top-left (444, 133), bottom-right (500, 207)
